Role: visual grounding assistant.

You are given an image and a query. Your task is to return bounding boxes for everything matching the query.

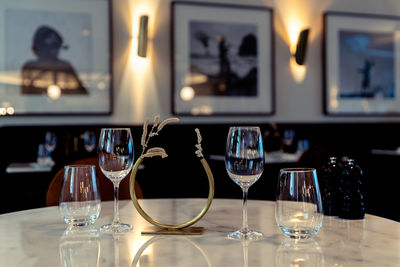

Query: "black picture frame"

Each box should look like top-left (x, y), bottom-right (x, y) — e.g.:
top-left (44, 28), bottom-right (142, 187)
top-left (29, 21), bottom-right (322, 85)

top-left (0, 0), bottom-right (112, 116)
top-left (323, 12), bottom-right (400, 116)
top-left (171, 1), bottom-right (274, 116)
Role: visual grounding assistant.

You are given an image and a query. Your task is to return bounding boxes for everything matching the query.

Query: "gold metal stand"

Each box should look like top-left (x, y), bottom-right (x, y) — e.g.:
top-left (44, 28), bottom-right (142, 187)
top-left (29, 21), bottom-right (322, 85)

top-left (129, 157), bottom-right (214, 235)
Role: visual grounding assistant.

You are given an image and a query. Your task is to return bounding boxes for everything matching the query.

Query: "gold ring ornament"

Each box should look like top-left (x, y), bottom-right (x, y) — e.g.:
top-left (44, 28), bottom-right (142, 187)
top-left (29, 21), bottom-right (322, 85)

top-left (129, 116), bottom-right (214, 234)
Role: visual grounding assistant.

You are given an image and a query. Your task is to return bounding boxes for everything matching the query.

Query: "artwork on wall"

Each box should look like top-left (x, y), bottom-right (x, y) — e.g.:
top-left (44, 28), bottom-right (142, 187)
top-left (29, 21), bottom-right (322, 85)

top-left (171, 1), bottom-right (274, 116)
top-left (0, 0), bottom-right (112, 116)
top-left (323, 12), bottom-right (400, 115)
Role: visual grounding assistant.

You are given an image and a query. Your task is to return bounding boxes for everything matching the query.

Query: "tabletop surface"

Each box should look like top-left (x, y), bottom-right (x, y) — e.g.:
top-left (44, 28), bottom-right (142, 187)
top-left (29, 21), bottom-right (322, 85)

top-left (0, 198), bottom-right (399, 267)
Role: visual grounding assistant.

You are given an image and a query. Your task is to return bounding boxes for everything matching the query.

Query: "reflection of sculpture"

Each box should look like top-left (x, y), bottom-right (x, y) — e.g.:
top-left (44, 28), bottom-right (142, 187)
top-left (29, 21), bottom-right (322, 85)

top-left (21, 25), bottom-right (87, 95)
top-left (217, 35), bottom-right (231, 92)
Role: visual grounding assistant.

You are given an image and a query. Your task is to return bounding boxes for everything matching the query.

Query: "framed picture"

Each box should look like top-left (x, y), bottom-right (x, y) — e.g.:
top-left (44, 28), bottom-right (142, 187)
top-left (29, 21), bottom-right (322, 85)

top-left (323, 12), bottom-right (400, 115)
top-left (0, 0), bottom-right (112, 116)
top-left (171, 1), bottom-right (274, 116)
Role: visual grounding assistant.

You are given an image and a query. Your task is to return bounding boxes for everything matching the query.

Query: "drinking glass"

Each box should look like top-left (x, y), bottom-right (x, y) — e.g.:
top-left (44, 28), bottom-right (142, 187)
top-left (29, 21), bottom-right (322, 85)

top-left (275, 168), bottom-right (324, 239)
top-left (83, 131), bottom-right (97, 153)
top-left (98, 128), bottom-right (134, 233)
top-left (59, 165), bottom-right (101, 227)
top-left (45, 131), bottom-right (57, 153)
top-left (225, 126), bottom-right (265, 240)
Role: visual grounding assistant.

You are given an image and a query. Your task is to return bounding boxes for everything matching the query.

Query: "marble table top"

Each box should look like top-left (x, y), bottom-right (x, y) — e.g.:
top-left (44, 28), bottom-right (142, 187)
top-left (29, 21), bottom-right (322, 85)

top-left (0, 199), bottom-right (399, 267)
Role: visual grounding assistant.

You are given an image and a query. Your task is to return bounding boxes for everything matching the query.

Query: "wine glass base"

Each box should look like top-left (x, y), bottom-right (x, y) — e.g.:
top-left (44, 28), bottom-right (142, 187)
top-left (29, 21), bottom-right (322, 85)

top-left (227, 229), bottom-right (264, 240)
top-left (100, 223), bottom-right (133, 234)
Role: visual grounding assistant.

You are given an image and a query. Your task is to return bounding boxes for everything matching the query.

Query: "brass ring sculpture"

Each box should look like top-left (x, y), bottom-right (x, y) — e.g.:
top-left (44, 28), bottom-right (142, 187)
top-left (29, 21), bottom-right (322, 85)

top-left (129, 156), bottom-right (214, 230)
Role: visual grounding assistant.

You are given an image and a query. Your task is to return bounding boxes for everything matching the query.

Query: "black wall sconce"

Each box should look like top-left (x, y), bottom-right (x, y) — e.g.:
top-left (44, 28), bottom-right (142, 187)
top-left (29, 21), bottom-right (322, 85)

top-left (138, 15), bottom-right (148, 57)
top-left (294, 29), bottom-right (309, 65)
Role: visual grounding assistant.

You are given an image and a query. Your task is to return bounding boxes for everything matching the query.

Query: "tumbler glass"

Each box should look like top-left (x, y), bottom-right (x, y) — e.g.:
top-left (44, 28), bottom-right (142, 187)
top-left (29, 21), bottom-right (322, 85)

top-left (59, 165), bottom-right (101, 227)
top-left (275, 168), bottom-right (323, 239)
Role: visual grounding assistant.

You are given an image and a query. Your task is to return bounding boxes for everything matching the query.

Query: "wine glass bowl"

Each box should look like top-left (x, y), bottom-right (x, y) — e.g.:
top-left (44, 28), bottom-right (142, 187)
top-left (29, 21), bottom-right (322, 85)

top-left (225, 126), bottom-right (264, 240)
top-left (98, 128), bottom-right (134, 233)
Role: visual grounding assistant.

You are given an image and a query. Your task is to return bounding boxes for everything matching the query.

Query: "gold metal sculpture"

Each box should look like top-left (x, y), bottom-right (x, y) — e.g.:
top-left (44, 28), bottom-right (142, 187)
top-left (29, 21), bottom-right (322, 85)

top-left (129, 116), bottom-right (214, 234)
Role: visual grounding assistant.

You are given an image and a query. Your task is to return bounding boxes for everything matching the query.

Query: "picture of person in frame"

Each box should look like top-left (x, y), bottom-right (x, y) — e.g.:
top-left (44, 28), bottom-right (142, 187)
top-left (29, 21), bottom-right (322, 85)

top-left (21, 25), bottom-right (87, 95)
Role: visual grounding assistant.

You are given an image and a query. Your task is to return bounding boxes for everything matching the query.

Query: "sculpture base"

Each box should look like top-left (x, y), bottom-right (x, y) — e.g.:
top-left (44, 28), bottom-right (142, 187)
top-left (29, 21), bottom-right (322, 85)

top-left (142, 227), bottom-right (204, 235)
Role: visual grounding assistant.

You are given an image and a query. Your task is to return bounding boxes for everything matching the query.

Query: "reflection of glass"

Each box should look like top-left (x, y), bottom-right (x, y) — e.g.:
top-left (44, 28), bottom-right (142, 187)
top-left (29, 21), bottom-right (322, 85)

top-left (98, 128), bottom-right (134, 233)
top-left (225, 126), bottom-right (264, 240)
top-left (275, 168), bottom-right (323, 239)
top-left (59, 165), bottom-right (101, 227)
top-left (59, 226), bottom-right (100, 267)
top-left (275, 238), bottom-right (324, 267)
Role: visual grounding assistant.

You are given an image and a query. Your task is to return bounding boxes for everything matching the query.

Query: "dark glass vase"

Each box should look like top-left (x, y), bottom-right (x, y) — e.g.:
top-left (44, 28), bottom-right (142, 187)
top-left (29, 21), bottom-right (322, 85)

top-left (338, 159), bottom-right (366, 219)
top-left (320, 157), bottom-right (342, 216)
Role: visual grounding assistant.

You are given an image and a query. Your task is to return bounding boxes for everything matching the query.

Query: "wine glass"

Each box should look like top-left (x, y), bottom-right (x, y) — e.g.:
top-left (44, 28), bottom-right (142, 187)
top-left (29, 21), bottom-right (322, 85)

top-left (275, 168), bottom-right (324, 239)
top-left (83, 131), bottom-right (97, 153)
top-left (98, 128), bottom-right (134, 233)
top-left (45, 131), bottom-right (57, 164)
top-left (225, 126), bottom-right (265, 240)
top-left (59, 165), bottom-right (101, 228)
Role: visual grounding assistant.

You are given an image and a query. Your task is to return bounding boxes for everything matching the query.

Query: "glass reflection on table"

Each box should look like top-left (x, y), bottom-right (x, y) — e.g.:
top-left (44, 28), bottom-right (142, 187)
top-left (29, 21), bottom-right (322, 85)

top-left (59, 226), bottom-right (100, 267)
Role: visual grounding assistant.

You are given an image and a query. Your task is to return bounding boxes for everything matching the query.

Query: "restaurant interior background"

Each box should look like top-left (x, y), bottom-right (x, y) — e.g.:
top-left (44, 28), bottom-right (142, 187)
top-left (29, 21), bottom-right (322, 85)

top-left (0, 0), bottom-right (399, 222)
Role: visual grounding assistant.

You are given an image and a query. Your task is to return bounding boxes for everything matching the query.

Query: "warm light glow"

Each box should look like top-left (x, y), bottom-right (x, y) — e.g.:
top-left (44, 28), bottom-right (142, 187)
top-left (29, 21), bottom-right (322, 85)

top-left (47, 84), bottom-right (61, 99)
top-left (180, 86), bottom-right (195, 101)
top-left (288, 20), bottom-right (303, 55)
top-left (191, 105), bottom-right (213, 115)
top-left (330, 86), bottom-right (339, 109)
top-left (184, 73), bottom-right (208, 85)
top-left (6, 106), bottom-right (15, 115)
top-left (0, 70), bottom-right (21, 85)
top-left (289, 57), bottom-right (307, 83)
top-left (0, 108), bottom-right (6, 116)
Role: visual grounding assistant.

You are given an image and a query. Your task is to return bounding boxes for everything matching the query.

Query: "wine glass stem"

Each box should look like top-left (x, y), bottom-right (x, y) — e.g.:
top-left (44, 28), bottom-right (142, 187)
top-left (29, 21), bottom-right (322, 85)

top-left (242, 187), bottom-right (249, 233)
top-left (113, 182), bottom-right (121, 225)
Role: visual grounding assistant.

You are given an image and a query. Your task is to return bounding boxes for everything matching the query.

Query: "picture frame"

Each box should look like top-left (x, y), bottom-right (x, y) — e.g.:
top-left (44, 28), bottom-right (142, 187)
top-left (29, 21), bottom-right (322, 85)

top-left (171, 1), bottom-right (274, 116)
top-left (0, 0), bottom-right (112, 116)
top-left (323, 12), bottom-right (400, 116)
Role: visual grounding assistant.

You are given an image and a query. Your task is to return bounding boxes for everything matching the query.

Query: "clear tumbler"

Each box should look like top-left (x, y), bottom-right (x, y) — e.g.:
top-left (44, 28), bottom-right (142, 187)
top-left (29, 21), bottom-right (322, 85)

top-left (275, 168), bottom-right (323, 239)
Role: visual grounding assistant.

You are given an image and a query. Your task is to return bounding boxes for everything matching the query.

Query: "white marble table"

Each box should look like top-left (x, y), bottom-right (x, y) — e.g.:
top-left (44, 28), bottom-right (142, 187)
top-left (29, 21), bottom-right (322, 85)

top-left (0, 199), bottom-right (399, 267)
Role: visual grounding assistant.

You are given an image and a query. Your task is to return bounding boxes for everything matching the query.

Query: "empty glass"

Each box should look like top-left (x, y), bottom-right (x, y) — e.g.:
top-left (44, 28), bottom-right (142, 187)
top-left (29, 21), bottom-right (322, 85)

top-left (225, 126), bottom-right (265, 240)
top-left (83, 131), bottom-right (97, 153)
top-left (98, 128), bottom-right (134, 233)
top-left (275, 168), bottom-right (323, 239)
top-left (59, 165), bottom-right (101, 227)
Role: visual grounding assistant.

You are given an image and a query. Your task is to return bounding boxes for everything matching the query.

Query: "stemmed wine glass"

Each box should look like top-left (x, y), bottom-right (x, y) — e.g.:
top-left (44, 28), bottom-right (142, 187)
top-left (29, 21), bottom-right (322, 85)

top-left (98, 128), bottom-right (134, 233)
top-left (225, 126), bottom-right (265, 240)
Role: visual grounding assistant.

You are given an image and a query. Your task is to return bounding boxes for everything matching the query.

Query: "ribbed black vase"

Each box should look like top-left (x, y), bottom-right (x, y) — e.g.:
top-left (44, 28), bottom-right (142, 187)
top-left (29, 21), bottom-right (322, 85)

top-left (320, 157), bottom-right (342, 216)
top-left (338, 159), bottom-right (366, 219)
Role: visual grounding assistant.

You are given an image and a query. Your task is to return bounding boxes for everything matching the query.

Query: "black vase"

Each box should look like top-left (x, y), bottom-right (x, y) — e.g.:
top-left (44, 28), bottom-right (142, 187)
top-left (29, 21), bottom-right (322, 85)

top-left (338, 159), bottom-right (366, 219)
top-left (320, 157), bottom-right (342, 216)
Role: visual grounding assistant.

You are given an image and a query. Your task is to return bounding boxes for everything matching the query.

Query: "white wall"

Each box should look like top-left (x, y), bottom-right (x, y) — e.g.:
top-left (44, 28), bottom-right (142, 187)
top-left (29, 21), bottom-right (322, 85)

top-left (1, 0), bottom-right (400, 126)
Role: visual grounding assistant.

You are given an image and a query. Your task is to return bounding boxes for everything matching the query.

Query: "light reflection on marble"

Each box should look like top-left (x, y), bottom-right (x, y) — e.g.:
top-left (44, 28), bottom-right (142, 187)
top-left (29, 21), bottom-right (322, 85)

top-left (0, 199), bottom-right (399, 267)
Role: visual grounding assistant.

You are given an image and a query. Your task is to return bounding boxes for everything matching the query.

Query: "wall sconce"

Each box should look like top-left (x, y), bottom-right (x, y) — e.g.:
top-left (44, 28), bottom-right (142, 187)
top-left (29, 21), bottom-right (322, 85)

top-left (293, 29), bottom-right (309, 65)
top-left (137, 15), bottom-right (148, 57)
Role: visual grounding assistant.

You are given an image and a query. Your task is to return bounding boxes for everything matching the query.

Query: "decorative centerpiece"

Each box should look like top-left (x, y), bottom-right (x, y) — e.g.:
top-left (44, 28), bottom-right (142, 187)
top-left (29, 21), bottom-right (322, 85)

top-left (129, 116), bottom-right (215, 235)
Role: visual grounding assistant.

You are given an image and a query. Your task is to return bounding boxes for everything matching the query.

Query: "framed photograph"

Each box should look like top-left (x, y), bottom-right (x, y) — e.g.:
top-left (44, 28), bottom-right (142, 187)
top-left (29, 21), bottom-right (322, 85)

top-left (324, 12), bottom-right (400, 115)
top-left (171, 2), bottom-right (274, 116)
top-left (0, 0), bottom-right (112, 116)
